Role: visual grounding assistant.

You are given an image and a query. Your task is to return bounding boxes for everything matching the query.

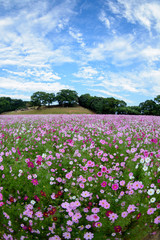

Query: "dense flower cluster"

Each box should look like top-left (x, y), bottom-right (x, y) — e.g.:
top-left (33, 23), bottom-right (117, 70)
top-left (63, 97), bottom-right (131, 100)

top-left (0, 114), bottom-right (160, 240)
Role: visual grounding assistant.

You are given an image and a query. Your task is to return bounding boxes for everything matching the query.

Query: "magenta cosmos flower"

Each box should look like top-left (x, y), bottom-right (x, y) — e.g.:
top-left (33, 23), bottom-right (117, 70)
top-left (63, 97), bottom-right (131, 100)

top-left (112, 183), bottom-right (119, 191)
top-left (101, 181), bottom-right (107, 187)
top-left (31, 179), bottom-right (38, 186)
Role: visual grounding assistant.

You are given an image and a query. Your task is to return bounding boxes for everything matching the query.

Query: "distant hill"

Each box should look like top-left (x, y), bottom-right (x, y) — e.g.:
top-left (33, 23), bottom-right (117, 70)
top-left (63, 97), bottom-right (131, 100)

top-left (1, 106), bottom-right (95, 115)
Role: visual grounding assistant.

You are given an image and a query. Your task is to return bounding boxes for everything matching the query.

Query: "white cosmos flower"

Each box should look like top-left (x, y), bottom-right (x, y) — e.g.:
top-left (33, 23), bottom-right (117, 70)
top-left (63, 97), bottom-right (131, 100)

top-left (143, 166), bottom-right (148, 171)
top-left (147, 189), bottom-right (155, 196)
top-left (157, 167), bottom-right (160, 172)
top-left (145, 157), bottom-right (151, 163)
top-left (150, 197), bottom-right (156, 203)
top-left (156, 189), bottom-right (160, 194)
top-left (30, 200), bottom-right (36, 205)
top-left (140, 159), bottom-right (144, 163)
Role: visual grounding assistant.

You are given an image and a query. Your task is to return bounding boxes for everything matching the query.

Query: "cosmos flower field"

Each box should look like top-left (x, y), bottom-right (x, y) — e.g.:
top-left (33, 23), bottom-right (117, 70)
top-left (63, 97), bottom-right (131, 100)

top-left (0, 114), bottom-right (160, 240)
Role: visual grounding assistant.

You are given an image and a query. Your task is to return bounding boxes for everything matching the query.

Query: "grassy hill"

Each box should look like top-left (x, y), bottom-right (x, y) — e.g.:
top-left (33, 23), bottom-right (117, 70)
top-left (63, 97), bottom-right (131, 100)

top-left (2, 106), bottom-right (94, 115)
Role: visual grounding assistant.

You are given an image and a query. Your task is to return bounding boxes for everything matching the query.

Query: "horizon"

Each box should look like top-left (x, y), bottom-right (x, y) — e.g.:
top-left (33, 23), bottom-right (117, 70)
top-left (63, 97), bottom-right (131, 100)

top-left (0, 0), bottom-right (160, 106)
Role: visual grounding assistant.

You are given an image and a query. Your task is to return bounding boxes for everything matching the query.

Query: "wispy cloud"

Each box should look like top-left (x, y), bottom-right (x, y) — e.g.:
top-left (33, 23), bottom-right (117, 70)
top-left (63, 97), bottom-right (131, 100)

top-left (108, 0), bottom-right (160, 33)
top-left (99, 10), bottom-right (110, 29)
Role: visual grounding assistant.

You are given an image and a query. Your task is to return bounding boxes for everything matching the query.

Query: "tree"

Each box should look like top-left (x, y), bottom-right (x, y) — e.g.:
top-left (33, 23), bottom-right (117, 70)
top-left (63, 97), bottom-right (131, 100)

top-left (79, 94), bottom-right (92, 108)
top-left (102, 97), bottom-right (117, 114)
top-left (0, 97), bottom-right (26, 113)
top-left (90, 97), bottom-right (103, 113)
top-left (154, 95), bottom-right (160, 104)
top-left (46, 93), bottom-right (55, 106)
top-left (31, 92), bottom-right (55, 107)
top-left (139, 100), bottom-right (158, 115)
top-left (56, 89), bottom-right (78, 107)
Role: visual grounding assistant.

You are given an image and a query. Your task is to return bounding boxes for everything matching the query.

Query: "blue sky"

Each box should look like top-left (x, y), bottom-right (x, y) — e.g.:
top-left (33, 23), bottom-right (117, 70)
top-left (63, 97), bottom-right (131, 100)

top-left (0, 0), bottom-right (160, 106)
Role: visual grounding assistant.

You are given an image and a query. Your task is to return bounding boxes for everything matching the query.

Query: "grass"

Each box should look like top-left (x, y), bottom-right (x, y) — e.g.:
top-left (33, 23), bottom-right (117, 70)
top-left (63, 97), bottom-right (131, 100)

top-left (2, 106), bottom-right (95, 115)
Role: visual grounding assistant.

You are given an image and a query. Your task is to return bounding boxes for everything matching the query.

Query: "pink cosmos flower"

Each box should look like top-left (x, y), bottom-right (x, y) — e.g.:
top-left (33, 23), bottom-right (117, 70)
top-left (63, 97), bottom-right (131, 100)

top-left (101, 181), bottom-right (107, 187)
top-left (35, 211), bottom-right (43, 218)
top-left (91, 208), bottom-right (100, 213)
top-left (65, 171), bottom-right (73, 179)
top-left (95, 222), bottom-right (102, 227)
top-left (46, 161), bottom-right (52, 166)
top-left (88, 177), bottom-right (93, 182)
top-left (0, 193), bottom-right (3, 201)
top-left (133, 181), bottom-right (141, 190)
top-left (63, 232), bottom-right (71, 239)
top-left (101, 166), bottom-right (107, 172)
top-left (112, 183), bottom-right (119, 191)
top-left (108, 213), bottom-right (118, 222)
top-left (97, 172), bottom-right (102, 177)
top-left (49, 236), bottom-right (61, 240)
top-left (127, 204), bottom-right (136, 213)
top-left (61, 202), bottom-right (70, 209)
top-left (120, 180), bottom-right (125, 186)
top-left (147, 208), bottom-right (156, 215)
top-left (154, 216), bottom-right (160, 224)
top-left (31, 179), bottom-right (38, 186)
top-left (84, 232), bottom-right (94, 240)
top-left (0, 202), bottom-right (4, 206)
top-left (99, 199), bottom-right (110, 209)
top-left (79, 183), bottom-right (85, 188)
top-left (121, 211), bottom-right (128, 218)
top-left (81, 191), bottom-right (91, 198)
top-left (90, 214), bottom-right (100, 221)
top-left (27, 161), bottom-right (34, 168)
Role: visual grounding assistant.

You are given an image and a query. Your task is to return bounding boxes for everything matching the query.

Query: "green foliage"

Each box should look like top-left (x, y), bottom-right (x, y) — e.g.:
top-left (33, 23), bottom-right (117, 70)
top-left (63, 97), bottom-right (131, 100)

top-left (139, 100), bottom-right (158, 115)
top-left (0, 97), bottom-right (26, 114)
top-left (56, 89), bottom-right (78, 107)
top-left (31, 91), bottom-right (56, 107)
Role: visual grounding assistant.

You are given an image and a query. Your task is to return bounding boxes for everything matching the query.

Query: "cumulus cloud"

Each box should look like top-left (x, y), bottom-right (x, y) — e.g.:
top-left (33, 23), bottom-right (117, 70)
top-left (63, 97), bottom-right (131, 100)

top-left (0, 76), bottom-right (70, 93)
top-left (73, 66), bottom-right (98, 79)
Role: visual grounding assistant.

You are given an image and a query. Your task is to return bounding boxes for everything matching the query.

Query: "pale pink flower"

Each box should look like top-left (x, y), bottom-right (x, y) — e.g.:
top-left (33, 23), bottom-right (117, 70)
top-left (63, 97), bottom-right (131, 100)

top-left (127, 204), bottom-right (136, 213)
top-left (81, 191), bottom-right (91, 198)
top-left (108, 213), bottom-right (118, 222)
top-left (121, 211), bottom-right (128, 218)
top-left (91, 208), bottom-right (100, 213)
top-left (84, 232), bottom-right (94, 240)
top-left (154, 216), bottom-right (160, 224)
top-left (147, 208), bottom-right (156, 215)
top-left (65, 171), bottom-right (73, 179)
top-left (35, 211), bottom-right (43, 218)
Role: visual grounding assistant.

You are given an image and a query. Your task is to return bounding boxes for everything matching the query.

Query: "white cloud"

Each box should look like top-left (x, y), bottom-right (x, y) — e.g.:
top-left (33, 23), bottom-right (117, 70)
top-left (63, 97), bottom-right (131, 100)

top-left (99, 10), bottom-right (110, 29)
top-left (0, 0), bottom-right (76, 70)
top-left (0, 93), bottom-right (30, 100)
top-left (86, 35), bottom-right (137, 64)
top-left (141, 46), bottom-right (160, 61)
top-left (73, 66), bottom-right (98, 79)
top-left (3, 69), bottom-right (61, 81)
top-left (108, 0), bottom-right (160, 33)
top-left (0, 77), bottom-right (71, 94)
top-left (69, 27), bottom-right (85, 47)
top-left (89, 88), bottom-right (132, 103)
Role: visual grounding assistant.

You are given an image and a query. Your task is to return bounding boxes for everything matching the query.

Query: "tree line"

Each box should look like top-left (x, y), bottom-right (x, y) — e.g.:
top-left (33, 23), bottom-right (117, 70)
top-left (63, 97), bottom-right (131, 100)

top-left (0, 89), bottom-right (160, 115)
